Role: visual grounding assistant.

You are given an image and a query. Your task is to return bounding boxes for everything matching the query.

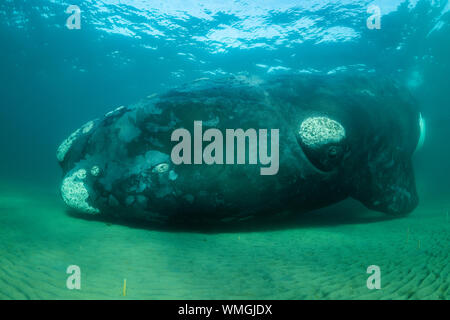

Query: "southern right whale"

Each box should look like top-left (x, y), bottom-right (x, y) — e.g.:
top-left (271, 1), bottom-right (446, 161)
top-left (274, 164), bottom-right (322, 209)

top-left (56, 74), bottom-right (423, 225)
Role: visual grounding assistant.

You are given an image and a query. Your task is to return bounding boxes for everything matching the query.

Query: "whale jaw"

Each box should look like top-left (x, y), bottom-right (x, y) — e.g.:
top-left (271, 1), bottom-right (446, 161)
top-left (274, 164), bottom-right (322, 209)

top-left (350, 158), bottom-right (418, 216)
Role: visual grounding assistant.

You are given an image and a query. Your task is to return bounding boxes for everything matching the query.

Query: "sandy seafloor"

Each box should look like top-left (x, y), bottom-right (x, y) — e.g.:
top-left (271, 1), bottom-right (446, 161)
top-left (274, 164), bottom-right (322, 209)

top-left (0, 174), bottom-right (448, 300)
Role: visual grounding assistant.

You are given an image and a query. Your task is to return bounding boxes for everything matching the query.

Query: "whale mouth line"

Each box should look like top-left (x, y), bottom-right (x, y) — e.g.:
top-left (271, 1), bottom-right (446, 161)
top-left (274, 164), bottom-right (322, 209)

top-left (298, 146), bottom-right (328, 174)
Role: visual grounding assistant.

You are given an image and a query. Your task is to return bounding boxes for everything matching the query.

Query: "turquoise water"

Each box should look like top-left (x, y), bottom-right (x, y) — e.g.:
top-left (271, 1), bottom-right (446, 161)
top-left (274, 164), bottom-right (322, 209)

top-left (0, 0), bottom-right (449, 299)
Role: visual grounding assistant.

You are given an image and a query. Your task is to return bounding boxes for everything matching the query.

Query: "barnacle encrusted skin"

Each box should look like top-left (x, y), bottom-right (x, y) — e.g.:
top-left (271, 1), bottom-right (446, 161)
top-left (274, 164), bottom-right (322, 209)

top-left (56, 121), bottom-right (95, 163)
top-left (81, 120), bottom-right (94, 134)
top-left (299, 116), bottom-right (346, 147)
top-left (60, 168), bottom-right (99, 214)
top-left (153, 163), bottom-right (169, 173)
top-left (105, 105), bottom-right (125, 117)
top-left (90, 165), bottom-right (101, 177)
top-left (56, 129), bottom-right (80, 162)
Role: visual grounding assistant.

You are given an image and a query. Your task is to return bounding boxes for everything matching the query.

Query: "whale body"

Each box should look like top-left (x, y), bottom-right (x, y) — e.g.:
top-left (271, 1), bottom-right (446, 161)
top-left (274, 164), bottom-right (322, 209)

top-left (57, 74), bottom-right (422, 224)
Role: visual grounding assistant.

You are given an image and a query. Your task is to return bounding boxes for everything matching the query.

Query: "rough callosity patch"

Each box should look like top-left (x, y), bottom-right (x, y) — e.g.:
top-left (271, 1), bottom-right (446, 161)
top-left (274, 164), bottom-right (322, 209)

top-left (61, 169), bottom-right (99, 214)
top-left (56, 121), bottom-right (95, 162)
top-left (56, 130), bottom-right (81, 163)
top-left (81, 121), bottom-right (95, 134)
top-left (153, 163), bottom-right (169, 173)
top-left (91, 165), bottom-right (101, 176)
top-left (105, 105), bottom-right (125, 117)
top-left (299, 116), bottom-right (346, 147)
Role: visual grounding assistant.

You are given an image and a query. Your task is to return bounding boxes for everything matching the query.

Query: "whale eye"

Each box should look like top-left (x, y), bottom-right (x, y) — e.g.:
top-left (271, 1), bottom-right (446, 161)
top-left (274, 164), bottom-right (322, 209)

top-left (298, 116), bottom-right (346, 172)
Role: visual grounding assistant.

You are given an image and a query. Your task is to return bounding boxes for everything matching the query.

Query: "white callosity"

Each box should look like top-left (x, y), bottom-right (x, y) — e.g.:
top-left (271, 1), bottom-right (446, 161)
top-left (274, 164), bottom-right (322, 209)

top-left (299, 116), bottom-right (346, 147)
top-left (56, 121), bottom-right (95, 162)
top-left (153, 163), bottom-right (169, 173)
top-left (105, 105), bottom-right (125, 117)
top-left (61, 169), bottom-right (99, 214)
top-left (91, 165), bottom-right (101, 176)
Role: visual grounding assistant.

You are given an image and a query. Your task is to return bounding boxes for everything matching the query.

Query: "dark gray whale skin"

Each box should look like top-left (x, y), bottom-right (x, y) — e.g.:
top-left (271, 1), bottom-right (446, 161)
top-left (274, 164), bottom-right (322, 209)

top-left (57, 74), bottom-right (421, 224)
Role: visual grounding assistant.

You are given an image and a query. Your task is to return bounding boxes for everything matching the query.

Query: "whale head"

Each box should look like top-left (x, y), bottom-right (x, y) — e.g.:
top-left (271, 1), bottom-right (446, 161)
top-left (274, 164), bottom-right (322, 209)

top-left (294, 77), bottom-right (422, 216)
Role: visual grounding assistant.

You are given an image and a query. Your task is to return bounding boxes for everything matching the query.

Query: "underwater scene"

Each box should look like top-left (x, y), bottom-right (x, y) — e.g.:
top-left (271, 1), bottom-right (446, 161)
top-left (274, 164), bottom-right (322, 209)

top-left (0, 0), bottom-right (449, 300)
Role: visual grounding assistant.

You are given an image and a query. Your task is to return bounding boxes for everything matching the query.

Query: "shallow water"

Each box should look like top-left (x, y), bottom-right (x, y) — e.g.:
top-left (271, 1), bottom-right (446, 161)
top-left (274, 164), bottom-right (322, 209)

top-left (0, 0), bottom-right (449, 300)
